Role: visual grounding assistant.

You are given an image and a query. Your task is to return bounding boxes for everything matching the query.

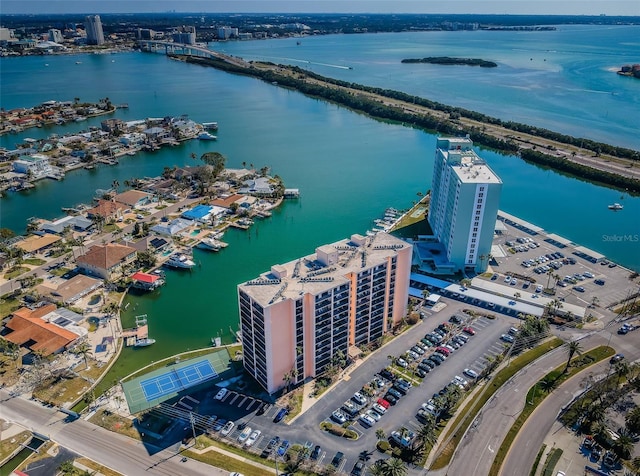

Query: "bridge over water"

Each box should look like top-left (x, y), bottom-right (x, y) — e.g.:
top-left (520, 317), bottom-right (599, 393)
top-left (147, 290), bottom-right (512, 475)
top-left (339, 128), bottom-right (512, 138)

top-left (137, 40), bottom-right (249, 68)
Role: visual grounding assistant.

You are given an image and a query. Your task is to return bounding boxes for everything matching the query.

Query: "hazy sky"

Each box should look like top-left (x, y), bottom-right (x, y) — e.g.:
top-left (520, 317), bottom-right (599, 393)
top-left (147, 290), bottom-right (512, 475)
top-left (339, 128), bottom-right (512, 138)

top-left (2, 0), bottom-right (639, 16)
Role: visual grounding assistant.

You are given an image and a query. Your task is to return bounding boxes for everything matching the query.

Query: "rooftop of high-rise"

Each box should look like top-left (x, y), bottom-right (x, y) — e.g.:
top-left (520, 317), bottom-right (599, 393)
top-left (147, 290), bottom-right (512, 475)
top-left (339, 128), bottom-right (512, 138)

top-left (239, 232), bottom-right (410, 306)
top-left (437, 137), bottom-right (502, 185)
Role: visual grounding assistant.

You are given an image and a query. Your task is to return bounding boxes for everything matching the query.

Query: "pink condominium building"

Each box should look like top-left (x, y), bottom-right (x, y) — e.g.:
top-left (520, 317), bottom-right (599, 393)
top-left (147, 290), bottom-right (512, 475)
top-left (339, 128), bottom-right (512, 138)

top-left (238, 232), bottom-right (412, 394)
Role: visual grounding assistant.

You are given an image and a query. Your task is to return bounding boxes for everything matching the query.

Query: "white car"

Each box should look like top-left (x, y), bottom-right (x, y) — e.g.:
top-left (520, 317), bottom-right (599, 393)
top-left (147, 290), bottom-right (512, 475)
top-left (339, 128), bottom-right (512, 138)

top-left (453, 375), bottom-right (468, 387)
top-left (214, 388), bottom-right (229, 400)
top-left (366, 409), bottom-right (381, 422)
top-left (371, 403), bottom-right (387, 415)
top-left (358, 413), bottom-right (376, 427)
top-left (396, 358), bottom-right (408, 368)
top-left (237, 426), bottom-right (252, 443)
top-left (332, 410), bottom-right (347, 424)
top-left (504, 276), bottom-right (512, 284)
top-left (535, 284), bottom-right (543, 293)
top-left (352, 392), bottom-right (367, 406)
top-left (463, 368), bottom-right (479, 379)
top-left (244, 429), bottom-right (261, 447)
top-left (220, 421), bottom-right (235, 436)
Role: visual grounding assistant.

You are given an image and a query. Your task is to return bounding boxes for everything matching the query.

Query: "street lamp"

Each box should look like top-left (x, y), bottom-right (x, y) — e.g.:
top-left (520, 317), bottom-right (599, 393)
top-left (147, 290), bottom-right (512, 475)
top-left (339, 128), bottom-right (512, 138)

top-left (528, 382), bottom-right (538, 405)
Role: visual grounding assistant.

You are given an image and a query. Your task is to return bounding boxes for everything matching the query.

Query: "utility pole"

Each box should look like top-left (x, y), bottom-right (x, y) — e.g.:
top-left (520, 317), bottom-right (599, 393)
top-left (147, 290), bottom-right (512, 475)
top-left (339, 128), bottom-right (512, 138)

top-left (189, 412), bottom-right (197, 445)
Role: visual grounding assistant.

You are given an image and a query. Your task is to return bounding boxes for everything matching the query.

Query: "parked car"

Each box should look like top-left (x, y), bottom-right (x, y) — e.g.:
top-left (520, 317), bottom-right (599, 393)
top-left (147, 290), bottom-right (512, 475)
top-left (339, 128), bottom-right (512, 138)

top-left (245, 429), bottom-right (261, 447)
top-left (266, 436), bottom-right (280, 451)
top-left (311, 445), bottom-right (322, 460)
top-left (273, 408), bottom-right (289, 423)
top-left (359, 413), bottom-right (376, 427)
top-left (237, 426), bottom-right (252, 443)
top-left (276, 440), bottom-right (290, 457)
top-left (351, 459), bottom-right (366, 476)
top-left (383, 393), bottom-right (398, 405)
top-left (214, 388), bottom-right (229, 400)
top-left (610, 353), bottom-right (625, 364)
top-left (463, 368), bottom-right (479, 379)
top-left (330, 451), bottom-right (345, 468)
top-left (501, 334), bottom-right (515, 343)
top-left (387, 387), bottom-right (403, 399)
top-left (396, 357), bottom-right (408, 368)
top-left (220, 421), bottom-right (235, 436)
top-left (379, 368), bottom-right (396, 381)
top-left (352, 392), bottom-right (367, 406)
top-left (416, 368), bottom-right (427, 378)
top-left (332, 410), bottom-right (347, 424)
top-left (372, 403), bottom-right (387, 415)
top-left (462, 327), bottom-right (476, 336)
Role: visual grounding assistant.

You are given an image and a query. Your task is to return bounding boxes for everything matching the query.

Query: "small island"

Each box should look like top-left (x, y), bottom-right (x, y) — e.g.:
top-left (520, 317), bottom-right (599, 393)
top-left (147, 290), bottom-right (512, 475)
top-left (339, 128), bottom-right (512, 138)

top-left (401, 57), bottom-right (498, 68)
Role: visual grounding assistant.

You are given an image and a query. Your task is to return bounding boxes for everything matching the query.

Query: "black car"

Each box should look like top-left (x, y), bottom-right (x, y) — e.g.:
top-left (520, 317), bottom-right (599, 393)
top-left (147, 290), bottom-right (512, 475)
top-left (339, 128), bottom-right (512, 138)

top-left (311, 445), bottom-right (322, 460)
top-left (331, 451), bottom-right (345, 468)
top-left (393, 384), bottom-right (409, 395)
top-left (351, 459), bottom-right (365, 476)
top-left (416, 368), bottom-right (427, 378)
top-left (421, 358), bottom-right (436, 369)
top-left (379, 368), bottom-right (396, 381)
top-left (384, 393), bottom-right (398, 405)
top-left (266, 436), bottom-right (280, 450)
top-left (273, 408), bottom-right (289, 423)
top-left (449, 315), bottom-right (463, 325)
top-left (428, 355), bottom-right (442, 366)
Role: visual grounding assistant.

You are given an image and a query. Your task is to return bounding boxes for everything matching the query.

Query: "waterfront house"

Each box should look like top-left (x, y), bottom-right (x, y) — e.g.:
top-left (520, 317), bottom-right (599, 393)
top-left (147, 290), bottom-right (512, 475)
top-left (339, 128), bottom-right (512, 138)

top-left (86, 199), bottom-right (124, 222)
top-left (12, 154), bottom-right (52, 178)
top-left (3, 304), bottom-right (85, 356)
top-left (76, 243), bottom-right (137, 280)
top-left (37, 274), bottom-right (103, 305)
top-left (114, 190), bottom-right (153, 209)
top-left (39, 215), bottom-right (93, 234)
top-left (150, 218), bottom-right (192, 237)
top-left (15, 234), bottom-right (62, 254)
top-left (127, 235), bottom-right (170, 253)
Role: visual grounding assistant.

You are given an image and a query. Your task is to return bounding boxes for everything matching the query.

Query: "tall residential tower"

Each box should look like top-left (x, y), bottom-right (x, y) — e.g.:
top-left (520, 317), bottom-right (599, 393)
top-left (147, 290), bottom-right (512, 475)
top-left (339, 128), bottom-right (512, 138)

top-left (84, 15), bottom-right (104, 45)
top-left (238, 232), bottom-right (411, 394)
top-left (428, 137), bottom-right (502, 273)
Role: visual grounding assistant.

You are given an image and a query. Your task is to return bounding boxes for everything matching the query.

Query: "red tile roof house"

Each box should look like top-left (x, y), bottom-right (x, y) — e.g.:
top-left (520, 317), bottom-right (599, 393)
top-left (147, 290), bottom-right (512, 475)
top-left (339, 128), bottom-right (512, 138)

top-left (76, 243), bottom-right (137, 280)
top-left (4, 304), bottom-right (80, 356)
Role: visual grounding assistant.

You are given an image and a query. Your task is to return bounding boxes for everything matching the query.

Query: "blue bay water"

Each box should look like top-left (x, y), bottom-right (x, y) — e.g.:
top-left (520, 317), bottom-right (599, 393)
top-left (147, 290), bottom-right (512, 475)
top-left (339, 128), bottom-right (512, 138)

top-left (1, 27), bottom-right (639, 369)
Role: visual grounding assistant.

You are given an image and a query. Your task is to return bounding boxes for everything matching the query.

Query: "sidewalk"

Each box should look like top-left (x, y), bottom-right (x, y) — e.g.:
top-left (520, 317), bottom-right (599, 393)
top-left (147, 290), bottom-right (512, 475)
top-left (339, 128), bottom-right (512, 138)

top-left (187, 441), bottom-right (276, 474)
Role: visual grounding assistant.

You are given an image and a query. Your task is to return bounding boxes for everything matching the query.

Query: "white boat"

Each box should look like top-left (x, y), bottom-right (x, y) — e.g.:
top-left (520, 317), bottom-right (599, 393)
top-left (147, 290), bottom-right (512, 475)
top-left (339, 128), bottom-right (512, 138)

top-left (134, 338), bottom-right (156, 347)
top-left (202, 122), bottom-right (218, 130)
top-left (198, 132), bottom-right (217, 141)
top-left (165, 252), bottom-right (196, 269)
top-left (197, 237), bottom-right (221, 251)
top-left (608, 203), bottom-right (623, 210)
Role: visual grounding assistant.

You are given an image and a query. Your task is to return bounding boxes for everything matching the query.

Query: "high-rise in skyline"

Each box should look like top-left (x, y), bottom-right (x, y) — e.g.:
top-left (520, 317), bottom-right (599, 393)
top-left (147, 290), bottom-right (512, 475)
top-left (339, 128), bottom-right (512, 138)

top-left (428, 137), bottom-right (502, 273)
top-left (84, 14), bottom-right (104, 45)
top-left (238, 232), bottom-right (411, 394)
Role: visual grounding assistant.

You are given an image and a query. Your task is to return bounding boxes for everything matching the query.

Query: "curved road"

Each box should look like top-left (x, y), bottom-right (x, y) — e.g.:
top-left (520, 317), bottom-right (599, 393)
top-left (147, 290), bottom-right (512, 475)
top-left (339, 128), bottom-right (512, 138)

top-left (0, 389), bottom-right (227, 476)
top-left (500, 326), bottom-right (639, 476)
top-left (441, 324), bottom-right (636, 476)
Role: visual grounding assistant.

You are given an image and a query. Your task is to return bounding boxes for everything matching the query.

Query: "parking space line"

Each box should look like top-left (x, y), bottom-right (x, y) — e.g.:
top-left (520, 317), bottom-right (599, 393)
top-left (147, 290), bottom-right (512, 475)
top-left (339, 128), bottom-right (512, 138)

top-left (246, 399), bottom-right (258, 411)
top-left (228, 393), bottom-right (240, 405)
top-left (237, 396), bottom-right (248, 407)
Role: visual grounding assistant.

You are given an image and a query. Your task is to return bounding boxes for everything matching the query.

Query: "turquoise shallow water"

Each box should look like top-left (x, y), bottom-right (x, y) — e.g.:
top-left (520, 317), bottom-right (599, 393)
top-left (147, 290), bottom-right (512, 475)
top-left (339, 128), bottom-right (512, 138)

top-left (1, 27), bottom-right (639, 368)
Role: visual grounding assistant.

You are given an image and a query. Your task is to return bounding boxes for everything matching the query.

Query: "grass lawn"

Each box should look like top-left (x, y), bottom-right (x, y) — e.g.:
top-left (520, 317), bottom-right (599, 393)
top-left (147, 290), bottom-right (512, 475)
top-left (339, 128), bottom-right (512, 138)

top-left (0, 296), bottom-right (21, 319)
top-left (3, 266), bottom-right (30, 279)
top-left (75, 457), bottom-right (124, 476)
top-left (50, 267), bottom-right (71, 277)
top-left (430, 337), bottom-right (563, 470)
top-left (89, 409), bottom-right (140, 440)
top-left (488, 345), bottom-right (614, 476)
top-left (0, 430), bottom-right (31, 461)
top-left (23, 258), bottom-right (45, 266)
top-left (32, 358), bottom-right (108, 407)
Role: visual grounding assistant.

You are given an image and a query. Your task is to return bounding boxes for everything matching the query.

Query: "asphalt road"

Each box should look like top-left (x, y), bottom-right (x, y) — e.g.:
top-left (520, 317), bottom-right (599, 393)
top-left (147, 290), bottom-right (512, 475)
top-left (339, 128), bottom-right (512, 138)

top-left (0, 389), bottom-right (227, 476)
top-left (500, 325), bottom-right (640, 476)
top-left (442, 322), bottom-right (638, 476)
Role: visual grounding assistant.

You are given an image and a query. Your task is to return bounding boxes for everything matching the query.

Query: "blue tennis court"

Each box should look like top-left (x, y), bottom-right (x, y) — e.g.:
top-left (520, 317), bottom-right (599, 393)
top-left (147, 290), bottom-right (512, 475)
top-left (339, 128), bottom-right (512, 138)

top-left (141, 360), bottom-right (218, 402)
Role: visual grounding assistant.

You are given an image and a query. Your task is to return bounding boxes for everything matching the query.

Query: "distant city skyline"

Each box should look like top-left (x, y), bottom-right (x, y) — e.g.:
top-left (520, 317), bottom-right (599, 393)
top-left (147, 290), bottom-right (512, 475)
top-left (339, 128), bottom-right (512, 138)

top-left (2, 0), bottom-right (639, 16)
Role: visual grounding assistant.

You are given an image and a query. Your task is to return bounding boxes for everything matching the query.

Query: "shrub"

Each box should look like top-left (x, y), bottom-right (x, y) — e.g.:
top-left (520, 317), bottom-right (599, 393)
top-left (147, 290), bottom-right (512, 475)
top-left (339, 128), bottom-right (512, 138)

top-left (377, 440), bottom-right (391, 453)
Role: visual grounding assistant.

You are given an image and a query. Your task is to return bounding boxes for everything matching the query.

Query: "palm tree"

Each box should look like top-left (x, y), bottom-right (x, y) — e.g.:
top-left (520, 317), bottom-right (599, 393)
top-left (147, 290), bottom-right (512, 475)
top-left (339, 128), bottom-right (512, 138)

top-left (630, 456), bottom-right (640, 475)
top-left (613, 429), bottom-right (634, 459)
top-left (375, 428), bottom-right (386, 441)
top-left (539, 377), bottom-right (558, 394)
top-left (415, 418), bottom-right (438, 450)
top-left (74, 340), bottom-right (93, 369)
top-left (614, 361), bottom-right (630, 386)
top-left (383, 457), bottom-right (408, 476)
top-left (564, 340), bottom-right (582, 373)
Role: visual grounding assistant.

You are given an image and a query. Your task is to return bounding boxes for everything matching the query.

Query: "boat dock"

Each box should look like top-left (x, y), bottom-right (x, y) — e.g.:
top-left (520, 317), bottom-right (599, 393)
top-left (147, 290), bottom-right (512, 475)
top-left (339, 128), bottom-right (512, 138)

top-left (120, 315), bottom-right (149, 347)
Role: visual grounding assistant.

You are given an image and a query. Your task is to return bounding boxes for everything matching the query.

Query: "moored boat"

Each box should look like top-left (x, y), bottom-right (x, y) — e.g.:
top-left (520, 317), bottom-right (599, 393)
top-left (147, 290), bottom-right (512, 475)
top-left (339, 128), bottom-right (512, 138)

top-left (165, 252), bottom-right (196, 269)
top-left (198, 132), bottom-right (217, 141)
top-left (134, 338), bottom-right (156, 347)
top-left (608, 203), bottom-right (623, 210)
top-left (197, 237), bottom-right (222, 251)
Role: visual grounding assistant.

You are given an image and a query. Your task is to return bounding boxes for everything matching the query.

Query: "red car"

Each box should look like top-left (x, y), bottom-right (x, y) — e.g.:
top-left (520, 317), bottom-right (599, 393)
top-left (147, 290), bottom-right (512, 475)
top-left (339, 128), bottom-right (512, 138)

top-left (463, 327), bottom-right (476, 336)
top-left (377, 398), bottom-right (391, 409)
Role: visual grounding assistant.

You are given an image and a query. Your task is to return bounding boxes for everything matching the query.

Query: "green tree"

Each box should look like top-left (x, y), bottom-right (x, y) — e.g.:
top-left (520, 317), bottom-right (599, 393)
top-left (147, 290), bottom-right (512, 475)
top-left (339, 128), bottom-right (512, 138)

top-left (375, 428), bottom-right (386, 441)
top-left (564, 340), bottom-right (582, 373)
top-left (74, 340), bottom-right (93, 369)
top-left (200, 151), bottom-right (226, 177)
top-left (382, 457), bottom-right (408, 476)
top-left (58, 460), bottom-right (75, 474)
top-left (613, 428), bottom-right (634, 459)
top-left (540, 377), bottom-right (558, 394)
top-left (415, 415), bottom-right (438, 450)
top-left (626, 406), bottom-right (640, 434)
